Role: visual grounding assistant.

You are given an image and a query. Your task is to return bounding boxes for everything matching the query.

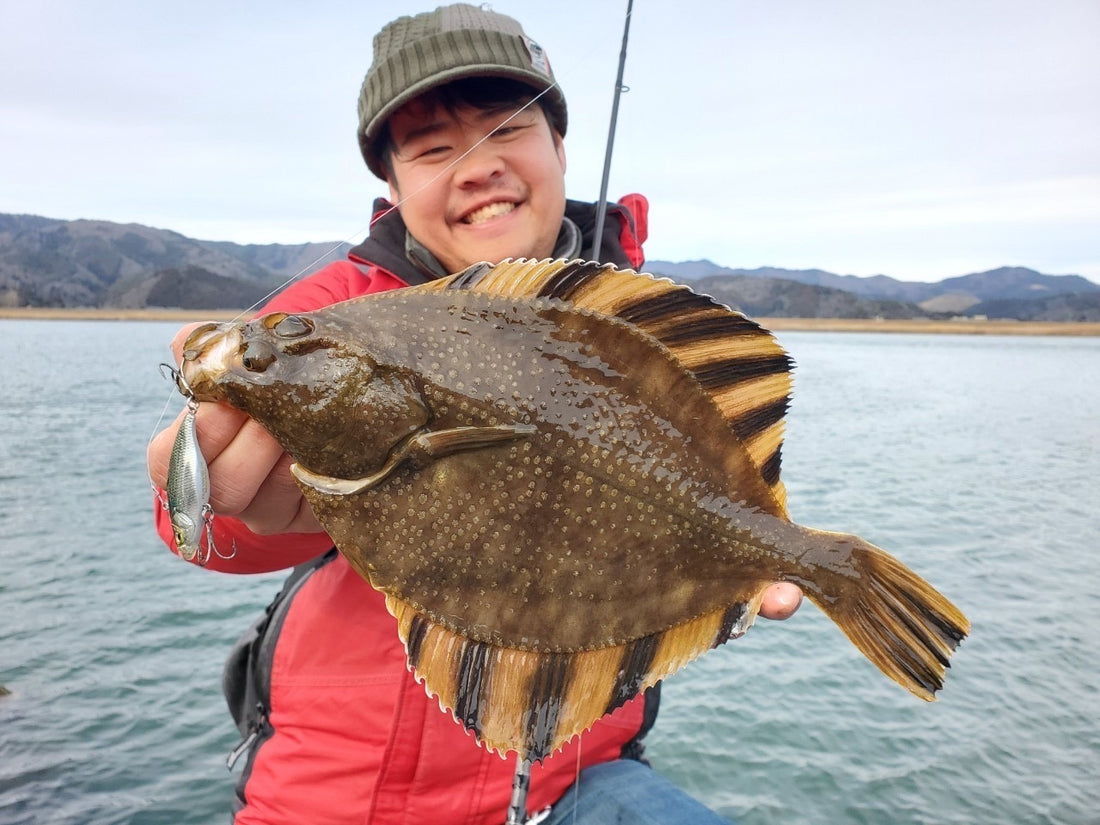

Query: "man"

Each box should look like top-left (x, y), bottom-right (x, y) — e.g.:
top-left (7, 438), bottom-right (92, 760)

top-left (147, 5), bottom-right (801, 823)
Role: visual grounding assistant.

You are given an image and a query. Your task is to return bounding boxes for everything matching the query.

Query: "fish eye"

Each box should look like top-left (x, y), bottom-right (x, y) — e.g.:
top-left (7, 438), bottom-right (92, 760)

top-left (267, 314), bottom-right (315, 339)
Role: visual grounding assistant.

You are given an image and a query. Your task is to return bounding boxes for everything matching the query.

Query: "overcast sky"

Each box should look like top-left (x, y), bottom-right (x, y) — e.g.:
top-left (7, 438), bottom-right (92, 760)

top-left (2, 0), bottom-right (1097, 283)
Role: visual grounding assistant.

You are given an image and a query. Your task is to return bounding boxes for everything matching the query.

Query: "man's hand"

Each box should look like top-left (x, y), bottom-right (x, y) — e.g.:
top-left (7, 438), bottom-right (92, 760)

top-left (759, 582), bottom-right (802, 620)
top-left (147, 324), bottom-right (323, 536)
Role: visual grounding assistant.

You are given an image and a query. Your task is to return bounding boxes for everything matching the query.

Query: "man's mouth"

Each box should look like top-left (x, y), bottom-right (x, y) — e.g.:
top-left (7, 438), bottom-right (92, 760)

top-left (462, 201), bottom-right (517, 225)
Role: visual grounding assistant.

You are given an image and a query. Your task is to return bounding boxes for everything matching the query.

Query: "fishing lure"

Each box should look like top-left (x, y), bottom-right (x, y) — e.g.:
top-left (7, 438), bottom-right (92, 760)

top-left (160, 366), bottom-right (234, 565)
top-left (166, 398), bottom-right (214, 562)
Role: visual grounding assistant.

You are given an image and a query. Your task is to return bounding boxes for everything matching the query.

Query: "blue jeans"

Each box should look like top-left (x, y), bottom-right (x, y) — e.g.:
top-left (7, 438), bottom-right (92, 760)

top-left (539, 759), bottom-right (734, 825)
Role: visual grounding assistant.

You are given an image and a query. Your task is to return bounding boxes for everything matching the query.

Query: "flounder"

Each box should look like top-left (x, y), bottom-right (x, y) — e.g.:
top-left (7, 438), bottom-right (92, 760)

top-left (178, 259), bottom-right (969, 762)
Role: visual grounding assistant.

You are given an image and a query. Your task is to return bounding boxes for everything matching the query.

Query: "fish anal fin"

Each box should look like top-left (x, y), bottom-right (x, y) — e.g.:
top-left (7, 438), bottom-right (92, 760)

top-left (383, 590), bottom-right (768, 761)
top-left (635, 597), bottom-right (763, 692)
top-left (386, 594), bottom-right (619, 761)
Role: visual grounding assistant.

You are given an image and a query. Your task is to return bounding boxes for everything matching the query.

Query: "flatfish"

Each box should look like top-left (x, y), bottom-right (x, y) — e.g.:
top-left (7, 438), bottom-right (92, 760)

top-left (177, 259), bottom-right (969, 762)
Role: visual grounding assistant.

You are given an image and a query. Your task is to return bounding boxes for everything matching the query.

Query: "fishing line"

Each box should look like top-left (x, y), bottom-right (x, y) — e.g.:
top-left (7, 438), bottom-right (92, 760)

top-left (570, 738), bottom-right (582, 824)
top-left (148, 80), bottom-right (564, 418)
top-left (148, 373), bottom-right (183, 508)
top-left (146, 78), bottom-right (568, 518)
top-left (146, 8), bottom-right (635, 798)
top-left (221, 4), bottom-right (631, 323)
top-left (227, 80), bottom-right (568, 324)
top-left (143, 81), bottom-right (571, 565)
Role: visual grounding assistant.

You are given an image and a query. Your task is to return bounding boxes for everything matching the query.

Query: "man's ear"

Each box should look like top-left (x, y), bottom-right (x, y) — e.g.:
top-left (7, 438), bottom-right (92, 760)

top-left (387, 178), bottom-right (401, 203)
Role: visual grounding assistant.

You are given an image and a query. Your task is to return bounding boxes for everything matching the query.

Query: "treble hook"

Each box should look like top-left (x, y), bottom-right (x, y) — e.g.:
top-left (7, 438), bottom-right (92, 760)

top-left (159, 361), bottom-right (196, 400)
top-left (194, 507), bottom-right (239, 566)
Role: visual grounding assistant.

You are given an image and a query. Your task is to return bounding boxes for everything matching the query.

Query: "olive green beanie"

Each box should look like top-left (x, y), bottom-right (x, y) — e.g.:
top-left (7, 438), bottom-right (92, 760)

top-left (357, 3), bottom-right (567, 179)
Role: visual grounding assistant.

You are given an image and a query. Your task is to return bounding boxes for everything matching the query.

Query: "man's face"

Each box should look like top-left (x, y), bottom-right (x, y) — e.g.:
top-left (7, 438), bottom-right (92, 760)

top-left (385, 97), bottom-right (568, 275)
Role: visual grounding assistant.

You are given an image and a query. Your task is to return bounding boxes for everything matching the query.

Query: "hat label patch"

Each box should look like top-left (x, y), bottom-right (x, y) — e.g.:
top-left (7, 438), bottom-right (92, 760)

top-left (522, 36), bottom-right (551, 77)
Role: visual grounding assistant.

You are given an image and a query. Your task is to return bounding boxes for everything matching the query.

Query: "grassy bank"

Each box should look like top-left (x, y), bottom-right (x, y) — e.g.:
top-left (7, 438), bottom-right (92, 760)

top-left (2, 306), bottom-right (1099, 336)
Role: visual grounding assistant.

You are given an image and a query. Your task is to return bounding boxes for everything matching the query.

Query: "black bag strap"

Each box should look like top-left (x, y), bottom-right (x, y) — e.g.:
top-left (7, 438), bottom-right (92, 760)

top-left (223, 548), bottom-right (338, 736)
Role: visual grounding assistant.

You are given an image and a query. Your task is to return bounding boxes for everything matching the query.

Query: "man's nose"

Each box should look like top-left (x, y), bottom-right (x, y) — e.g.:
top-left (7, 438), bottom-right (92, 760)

top-left (452, 140), bottom-right (506, 186)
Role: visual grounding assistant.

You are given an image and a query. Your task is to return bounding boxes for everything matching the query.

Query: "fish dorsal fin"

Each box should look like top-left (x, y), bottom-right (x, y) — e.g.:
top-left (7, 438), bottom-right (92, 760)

top-left (420, 258), bottom-right (793, 517)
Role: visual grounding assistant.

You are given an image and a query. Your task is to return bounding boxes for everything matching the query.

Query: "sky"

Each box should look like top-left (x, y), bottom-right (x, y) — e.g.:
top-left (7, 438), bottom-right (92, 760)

top-left (2, 0), bottom-right (1098, 283)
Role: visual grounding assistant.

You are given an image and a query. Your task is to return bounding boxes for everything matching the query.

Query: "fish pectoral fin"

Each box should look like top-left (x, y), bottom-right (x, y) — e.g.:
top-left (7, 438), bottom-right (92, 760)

top-left (291, 461), bottom-right (399, 496)
top-left (290, 424), bottom-right (535, 497)
top-left (406, 424), bottom-right (536, 464)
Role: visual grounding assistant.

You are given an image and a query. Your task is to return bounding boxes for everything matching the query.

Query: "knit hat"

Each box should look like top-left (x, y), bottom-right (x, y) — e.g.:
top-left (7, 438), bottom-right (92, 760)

top-left (357, 3), bottom-right (567, 179)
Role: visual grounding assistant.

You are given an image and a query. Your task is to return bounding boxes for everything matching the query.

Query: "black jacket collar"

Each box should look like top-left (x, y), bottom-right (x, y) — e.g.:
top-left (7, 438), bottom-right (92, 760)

top-left (349, 198), bottom-right (636, 286)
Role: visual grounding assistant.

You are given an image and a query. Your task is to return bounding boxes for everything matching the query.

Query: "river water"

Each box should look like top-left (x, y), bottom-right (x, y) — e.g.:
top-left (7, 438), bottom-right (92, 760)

top-left (1, 320), bottom-right (1096, 824)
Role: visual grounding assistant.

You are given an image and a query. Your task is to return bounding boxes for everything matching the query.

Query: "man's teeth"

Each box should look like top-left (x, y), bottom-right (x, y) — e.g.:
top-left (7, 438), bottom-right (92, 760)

top-left (464, 202), bottom-right (516, 224)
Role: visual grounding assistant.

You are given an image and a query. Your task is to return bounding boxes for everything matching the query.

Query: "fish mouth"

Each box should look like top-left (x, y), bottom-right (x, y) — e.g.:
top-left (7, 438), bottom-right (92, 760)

top-left (178, 322), bottom-right (244, 401)
top-left (459, 200), bottom-right (518, 225)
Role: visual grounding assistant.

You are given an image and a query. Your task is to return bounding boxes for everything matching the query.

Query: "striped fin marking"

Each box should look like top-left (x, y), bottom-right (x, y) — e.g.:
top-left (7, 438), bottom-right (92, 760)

top-left (387, 591), bottom-right (762, 761)
top-left (388, 594), bottom-right (617, 761)
top-left (421, 258), bottom-right (793, 516)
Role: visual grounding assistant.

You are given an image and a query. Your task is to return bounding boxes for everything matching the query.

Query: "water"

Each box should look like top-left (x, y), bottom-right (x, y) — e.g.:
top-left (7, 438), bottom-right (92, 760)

top-left (1, 322), bottom-right (1097, 824)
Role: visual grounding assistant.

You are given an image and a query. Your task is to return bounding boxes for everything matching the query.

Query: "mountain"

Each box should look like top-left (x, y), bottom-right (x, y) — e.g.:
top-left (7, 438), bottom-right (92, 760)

top-left (968, 292), bottom-right (1100, 322)
top-left (646, 259), bottom-right (1100, 321)
top-left (688, 275), bottom-right (928, 320)
top-left (199, 239), bottom-right (353, 281)
top-left (107, 265), bottom-right (274, 310)
top-left (2, 213), bottom-right (1096, 320)
top-left (0, 213), bottom-right (349, 309)
top-left (647, 260), bottom-right (938, 302)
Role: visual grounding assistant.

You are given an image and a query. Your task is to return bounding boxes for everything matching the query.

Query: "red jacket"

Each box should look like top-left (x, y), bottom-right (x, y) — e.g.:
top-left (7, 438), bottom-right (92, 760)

top-left (154, 196), bottom-right (653, 824)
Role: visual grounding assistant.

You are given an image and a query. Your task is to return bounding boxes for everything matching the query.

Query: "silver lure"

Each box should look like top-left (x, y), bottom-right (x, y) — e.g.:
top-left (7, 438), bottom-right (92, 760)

top-left (166, 399), bottom-right (213, 562)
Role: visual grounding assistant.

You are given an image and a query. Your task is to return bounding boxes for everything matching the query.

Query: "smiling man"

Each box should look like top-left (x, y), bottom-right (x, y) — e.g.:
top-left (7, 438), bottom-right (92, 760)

top-left (376, 80), bottom-right (569, 274)
top-left (147, 4), bottom-right (800, 824)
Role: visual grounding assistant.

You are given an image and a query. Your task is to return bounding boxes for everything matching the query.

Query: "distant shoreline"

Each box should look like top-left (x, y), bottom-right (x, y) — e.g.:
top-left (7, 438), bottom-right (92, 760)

top-left (759, 317), bottom-right (1100, 336)
top-left (0, 307), bottom-right (244, 322)
top-left (1, 306), bottom-right (1098, 336)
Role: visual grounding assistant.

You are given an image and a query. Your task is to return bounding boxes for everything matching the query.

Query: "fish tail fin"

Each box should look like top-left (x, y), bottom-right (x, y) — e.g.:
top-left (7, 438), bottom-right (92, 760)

top-left (803, 534), bottom-right (970, 700)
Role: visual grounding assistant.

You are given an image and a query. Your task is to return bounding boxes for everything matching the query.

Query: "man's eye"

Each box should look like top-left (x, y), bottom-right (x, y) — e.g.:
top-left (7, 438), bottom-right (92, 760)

top-left (491, 124), bottom-right (526, 139)
top-left (416, 145), bottom-right (452, 159)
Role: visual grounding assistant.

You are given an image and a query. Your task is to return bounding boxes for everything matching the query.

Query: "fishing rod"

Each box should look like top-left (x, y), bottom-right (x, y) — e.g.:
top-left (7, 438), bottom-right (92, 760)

top-left (506, 10), bottom-right (637, 821)
top-left (590, 0), bottom-right (635, 262)
top-left (503, 11), bottom-right (639, 820)
top-left (502, 11), bottom-right (638, 816)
